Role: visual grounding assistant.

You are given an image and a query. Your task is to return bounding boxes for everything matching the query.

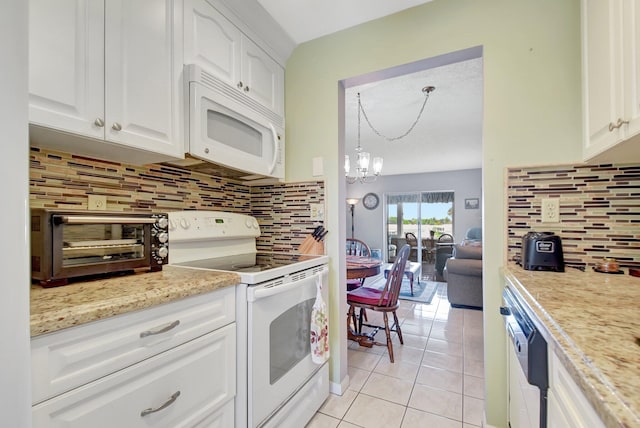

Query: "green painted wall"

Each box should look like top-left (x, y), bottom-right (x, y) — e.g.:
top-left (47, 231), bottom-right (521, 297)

top-left (285, 0), bottom-right (581, 425)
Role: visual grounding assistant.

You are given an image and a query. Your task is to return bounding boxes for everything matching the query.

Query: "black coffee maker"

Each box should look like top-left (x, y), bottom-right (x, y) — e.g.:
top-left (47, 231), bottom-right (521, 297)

top-left (521, 231), bottom-right (564, 272)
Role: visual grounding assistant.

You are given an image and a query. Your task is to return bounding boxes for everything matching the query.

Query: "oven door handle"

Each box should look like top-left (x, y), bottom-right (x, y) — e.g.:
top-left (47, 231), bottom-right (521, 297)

top-left (248, 268), bottom-right (327, 302)
top-left (54, 215), bottom-right (159, 225)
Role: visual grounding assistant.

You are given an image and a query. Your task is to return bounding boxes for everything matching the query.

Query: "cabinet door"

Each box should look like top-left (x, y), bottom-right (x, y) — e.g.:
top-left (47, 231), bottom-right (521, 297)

top-left (241, 36), bottom-right (284, 118)
top-left (184, 0), bottom-right (242, 88)
top-left (582, 0), bottom-right (625, 159)
top-left (104, 0), bottom-right (184, 158)
top-left (548, 390), bottom-right (573, 428)
top-left (29, 0), bottom-right (104, 139)
top-left (32, 325), bottom-right (236, 428)
top-left (548, 351), bottom-right (605, 428)
top-left (622, 0), bottom-right (640, 139)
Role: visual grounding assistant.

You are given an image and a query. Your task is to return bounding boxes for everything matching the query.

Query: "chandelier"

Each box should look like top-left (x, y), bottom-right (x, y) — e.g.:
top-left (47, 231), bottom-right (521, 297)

top-left (345, 86), bottom-right (436, 184)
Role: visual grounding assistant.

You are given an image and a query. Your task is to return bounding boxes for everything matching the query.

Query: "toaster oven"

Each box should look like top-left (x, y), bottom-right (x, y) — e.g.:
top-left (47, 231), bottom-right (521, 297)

top-left (31, 209), bottom-right (169, 287)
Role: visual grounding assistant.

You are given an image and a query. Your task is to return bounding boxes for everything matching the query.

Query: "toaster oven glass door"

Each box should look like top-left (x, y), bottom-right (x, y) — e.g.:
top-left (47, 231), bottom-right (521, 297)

top-left (61, 223), bottom-right (145, 267)
top-left (54, 215), bottom-right (156, 268)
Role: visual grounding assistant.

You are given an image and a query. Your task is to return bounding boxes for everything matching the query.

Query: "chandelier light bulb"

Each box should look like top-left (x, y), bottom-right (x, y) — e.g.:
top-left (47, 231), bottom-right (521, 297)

top-left (344, 155), bottom-right (351, 175)
top-left (358, 151), bottom-right (370, 172)
top-left (372, 157), bottom-right (383, 175)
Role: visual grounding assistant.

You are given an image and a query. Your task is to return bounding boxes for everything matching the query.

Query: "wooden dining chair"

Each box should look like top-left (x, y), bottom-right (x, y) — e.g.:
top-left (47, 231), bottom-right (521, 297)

top-left (346, 238), bottom-right (372, 290)
top-left (347, 244), bottom-right (410, 362)
top-left (346, 238), bottom-right (371, 257)
top-left (405, 232), bottom-right (419, 262)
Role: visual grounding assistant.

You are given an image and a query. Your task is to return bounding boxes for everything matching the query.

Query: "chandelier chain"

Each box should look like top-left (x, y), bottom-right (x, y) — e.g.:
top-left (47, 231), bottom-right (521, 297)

top-left (358, 87), bottom-right (434, 142)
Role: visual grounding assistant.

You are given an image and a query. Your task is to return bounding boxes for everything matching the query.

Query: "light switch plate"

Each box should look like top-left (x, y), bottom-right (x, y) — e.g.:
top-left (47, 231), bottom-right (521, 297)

top-left (312, 157), bottom-right (324, 177)
top-left (88, 195), bottom-right (107, 211)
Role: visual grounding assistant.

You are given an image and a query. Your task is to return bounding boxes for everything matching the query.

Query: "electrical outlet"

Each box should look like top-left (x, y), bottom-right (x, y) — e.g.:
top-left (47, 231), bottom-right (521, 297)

top-left (541, 198), bottom-right (560, 223)
top-left (88, 195), bottom-right (107, 211)
top-left (310, 203), bottom-right (324, 221)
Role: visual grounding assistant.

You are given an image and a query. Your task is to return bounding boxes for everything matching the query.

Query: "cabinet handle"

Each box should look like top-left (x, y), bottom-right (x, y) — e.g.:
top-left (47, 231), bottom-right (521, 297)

top-left (608, 118), bottom-right (629, 131)
top-left (112, 122), bottom-right (122, 131)
top-left (94, 118), bottom-right (105, 127)
top-left (244, 86), bottom-right (250, 92)
top-left (140, 391), bottom-right (181, 417)
top-left (237, 81), bottom-right (244, 89)
top-left (139, 320), bottom-right (180, 338)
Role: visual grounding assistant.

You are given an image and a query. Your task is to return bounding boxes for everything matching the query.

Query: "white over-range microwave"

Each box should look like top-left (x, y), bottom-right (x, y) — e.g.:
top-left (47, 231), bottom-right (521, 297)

top-left (184, 64), bottom-right (285, 180)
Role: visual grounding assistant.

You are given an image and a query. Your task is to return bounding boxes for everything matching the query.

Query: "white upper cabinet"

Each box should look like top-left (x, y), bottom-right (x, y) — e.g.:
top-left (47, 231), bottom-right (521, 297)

top-left (582, 0), bottom-right (640, 162)
top-left (241, 36), bottom-right (283, 117)
top-left (185, 0), bottom-right (241, 87)
top-left (185, 0), bottom-right (284, 120)
top-left (104, 1), bottom-right (183, 156)
top-left (29, 0), bottom-right (104, 140)
top-left (29, 0), bottom-right (184, 163)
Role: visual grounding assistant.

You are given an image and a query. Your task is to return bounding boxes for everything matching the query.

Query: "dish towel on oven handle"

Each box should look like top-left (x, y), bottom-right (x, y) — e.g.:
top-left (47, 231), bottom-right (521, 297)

top-left (310, 274), bottom-right (329, 364)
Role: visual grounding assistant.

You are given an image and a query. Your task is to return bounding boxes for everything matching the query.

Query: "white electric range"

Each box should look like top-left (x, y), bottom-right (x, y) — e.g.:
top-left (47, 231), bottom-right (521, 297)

top-left (168, 210), bottom-right (329, 428)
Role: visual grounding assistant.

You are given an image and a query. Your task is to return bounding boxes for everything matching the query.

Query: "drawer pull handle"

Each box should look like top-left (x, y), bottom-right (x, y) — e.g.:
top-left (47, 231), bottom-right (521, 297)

top-left (140, 391), bottom-right (181, 417)
top-left (139, 320), bottom-right (180, 338)
top-left (608, 118), bottom-right (629, 131)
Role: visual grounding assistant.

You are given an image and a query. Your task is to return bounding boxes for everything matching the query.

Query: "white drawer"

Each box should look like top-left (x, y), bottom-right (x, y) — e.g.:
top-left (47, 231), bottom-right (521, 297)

top-left (32, 286), bottom-right (235, 404)
top-left (191, 399), bottom-right (234, 428)
top-left (33, 323), bottom-right (236, 428)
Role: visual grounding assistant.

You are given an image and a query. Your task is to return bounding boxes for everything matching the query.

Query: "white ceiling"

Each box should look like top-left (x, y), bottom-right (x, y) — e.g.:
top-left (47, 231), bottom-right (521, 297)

top-left (256, 0), bottom-right (434, 45)
top-left (345, 57), bottom-right (483, 176)
top-left (256, 0), bottom-right (483, 177)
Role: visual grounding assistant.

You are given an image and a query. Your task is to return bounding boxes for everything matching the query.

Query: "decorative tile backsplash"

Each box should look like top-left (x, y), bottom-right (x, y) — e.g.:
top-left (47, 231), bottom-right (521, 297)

top-left (507, 163), bottom-right (640, 269)
top-left (30, 147), bottom-right (325, 253)
top-left (252, 182), bottom-right (326, 253)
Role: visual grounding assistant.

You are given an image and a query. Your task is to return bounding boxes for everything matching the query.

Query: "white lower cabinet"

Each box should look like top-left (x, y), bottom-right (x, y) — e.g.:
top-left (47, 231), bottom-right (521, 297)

top-left (547, 351), bottom-right (604, 428)
top-left (31, 288), bottom-right (236, 427)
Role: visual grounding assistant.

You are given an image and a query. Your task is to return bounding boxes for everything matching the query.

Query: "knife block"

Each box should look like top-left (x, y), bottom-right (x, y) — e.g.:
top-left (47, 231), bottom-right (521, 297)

top-left (298, 234), bottom-right (325, 255)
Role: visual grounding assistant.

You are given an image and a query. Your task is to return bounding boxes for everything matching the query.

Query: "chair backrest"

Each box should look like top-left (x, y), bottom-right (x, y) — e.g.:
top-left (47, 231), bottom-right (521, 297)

top-left (438, 233), bottom-right (454, 243)
top-left (377, 244), bottom-right (410, 308)
top-left (465, 227), bottom-right (482, 241)
top-left (346, 238), bottom-right (371, 257)
top-left (405, 232), bottom-right (418, 245)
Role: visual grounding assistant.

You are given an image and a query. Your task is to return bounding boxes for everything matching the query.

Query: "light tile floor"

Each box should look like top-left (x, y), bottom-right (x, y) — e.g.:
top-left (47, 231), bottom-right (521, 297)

top-left (306, 283), bottom-right (485, 428)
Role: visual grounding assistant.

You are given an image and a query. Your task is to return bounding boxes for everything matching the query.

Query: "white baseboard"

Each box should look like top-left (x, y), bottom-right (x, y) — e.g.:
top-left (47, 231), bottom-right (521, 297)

top-left (329, 375), bottom-right (350, 395)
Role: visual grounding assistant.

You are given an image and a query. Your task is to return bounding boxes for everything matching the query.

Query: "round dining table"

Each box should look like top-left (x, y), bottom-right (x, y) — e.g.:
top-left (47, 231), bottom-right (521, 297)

top-left (346, 263), bottom-right (381, 280)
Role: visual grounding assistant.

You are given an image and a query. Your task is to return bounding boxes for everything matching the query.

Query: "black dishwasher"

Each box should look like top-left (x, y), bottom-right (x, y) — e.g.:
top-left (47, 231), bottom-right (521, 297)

top-left (500, 286), bottom-right (548, 428)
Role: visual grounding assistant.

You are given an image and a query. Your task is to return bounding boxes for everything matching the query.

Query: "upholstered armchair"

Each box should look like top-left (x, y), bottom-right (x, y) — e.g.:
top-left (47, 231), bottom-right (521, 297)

top-left (444, 244), bottom-right (483, 309)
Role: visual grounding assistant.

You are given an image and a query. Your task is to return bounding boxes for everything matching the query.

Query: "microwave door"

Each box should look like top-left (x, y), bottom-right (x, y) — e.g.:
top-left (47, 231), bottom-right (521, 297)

top-left (190, 84), bottom-right (283, 179)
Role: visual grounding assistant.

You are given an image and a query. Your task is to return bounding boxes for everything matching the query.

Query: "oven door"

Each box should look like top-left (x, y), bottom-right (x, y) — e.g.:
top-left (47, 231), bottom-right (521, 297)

top-left (247, 265), bottom-right (328, 427)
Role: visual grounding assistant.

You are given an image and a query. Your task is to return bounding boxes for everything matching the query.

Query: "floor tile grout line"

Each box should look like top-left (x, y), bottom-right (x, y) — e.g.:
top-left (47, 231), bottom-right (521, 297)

top-left (313, 282), bottom-right (485, 428)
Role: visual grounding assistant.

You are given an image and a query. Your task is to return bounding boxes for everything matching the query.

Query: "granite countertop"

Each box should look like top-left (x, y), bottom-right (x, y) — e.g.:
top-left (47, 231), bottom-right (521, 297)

top-left (504, 263), bottom-right (640, 428)
top-left (31, 265), bottom-right (240, 337)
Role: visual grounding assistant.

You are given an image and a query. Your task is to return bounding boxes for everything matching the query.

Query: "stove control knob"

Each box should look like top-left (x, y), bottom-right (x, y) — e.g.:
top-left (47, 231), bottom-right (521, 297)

top-left (168, 219), bottom-right (176, 231)
top-left (158, 232), bottom-right (168, 243)
top-left (252, 219), bottom-right (259, 229)
top-left (245, 218), bottom-right (253, 229)
top-left (157, 246), bottom-right (169, 259)
top-left (157, 217), bottom-right (168, 229)
top-left (180, 218), bottom-right (190, 229)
